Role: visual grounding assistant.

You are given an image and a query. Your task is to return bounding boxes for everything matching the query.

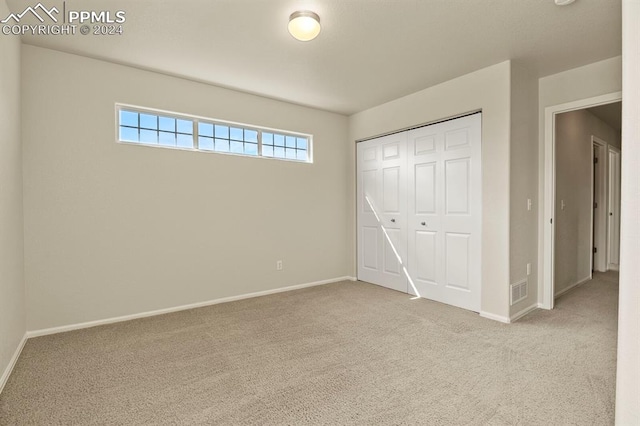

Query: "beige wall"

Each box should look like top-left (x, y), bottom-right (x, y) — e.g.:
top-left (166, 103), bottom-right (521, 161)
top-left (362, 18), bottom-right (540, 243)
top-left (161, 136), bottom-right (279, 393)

top-left (509, 62), bottom-right (539, 316)
top-left (554, 109), bottom-right (620, 295)
top-left (349, 61), bottom-right (512, 320)
top-left (538, 56), bottom-right (622, 109)
top-left (616, 0), bottom-right (640, 422)
top-left (22, 45), bottom-right (350, 331)
top-left (0, 0), bottom-right (25, 389)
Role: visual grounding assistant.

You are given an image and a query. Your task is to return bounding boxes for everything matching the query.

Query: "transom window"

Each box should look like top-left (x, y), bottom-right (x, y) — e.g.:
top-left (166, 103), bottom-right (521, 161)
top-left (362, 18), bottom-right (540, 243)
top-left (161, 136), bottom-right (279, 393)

top-left (117, 105), bottom-right (312, 163)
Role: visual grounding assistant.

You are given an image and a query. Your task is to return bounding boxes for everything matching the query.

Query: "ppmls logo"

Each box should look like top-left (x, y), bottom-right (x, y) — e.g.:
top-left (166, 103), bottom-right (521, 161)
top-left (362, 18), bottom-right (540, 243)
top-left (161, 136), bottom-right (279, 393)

top-left (1, 2), bottom-right (58, 23)
top-left (2, 2), bottom-right (126, 36)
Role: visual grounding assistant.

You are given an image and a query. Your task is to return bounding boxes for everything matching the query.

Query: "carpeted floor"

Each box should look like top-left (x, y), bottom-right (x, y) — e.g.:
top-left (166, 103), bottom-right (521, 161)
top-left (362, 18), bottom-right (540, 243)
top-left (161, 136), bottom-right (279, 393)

top-left (0, 272), bottom-right (618, 425)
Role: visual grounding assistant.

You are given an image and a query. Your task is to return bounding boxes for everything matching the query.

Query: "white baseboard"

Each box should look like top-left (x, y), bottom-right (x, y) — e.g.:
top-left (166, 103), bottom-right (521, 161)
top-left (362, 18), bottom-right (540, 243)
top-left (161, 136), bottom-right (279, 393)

top-left (607, 264), bottom-right (619, 272)
top-left (480, 303), bottom-right (538, 324)
top-left (554, 275), bottom-right (592, 298)
top-left (27, 276), bottom-right (355, 338)
top-left (479, 311), bottom-right (511, 324)
top-left (509, 303), bottom-right (539, 322)
top-left (0, 333), bottom-right (27, 395)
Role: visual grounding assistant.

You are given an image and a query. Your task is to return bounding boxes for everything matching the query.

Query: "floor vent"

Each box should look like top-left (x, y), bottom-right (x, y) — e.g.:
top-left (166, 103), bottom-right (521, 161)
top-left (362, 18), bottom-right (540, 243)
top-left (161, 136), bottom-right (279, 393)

top-left (510, 279), bottom-right (528, 305)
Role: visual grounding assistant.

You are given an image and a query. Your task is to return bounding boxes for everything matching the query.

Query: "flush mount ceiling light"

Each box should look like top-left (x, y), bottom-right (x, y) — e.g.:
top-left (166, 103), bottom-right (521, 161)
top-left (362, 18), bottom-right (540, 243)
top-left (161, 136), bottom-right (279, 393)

top-left (288, 11), bottom-right (321, 41)
top-left (554, 0), bottom-right (576, 5)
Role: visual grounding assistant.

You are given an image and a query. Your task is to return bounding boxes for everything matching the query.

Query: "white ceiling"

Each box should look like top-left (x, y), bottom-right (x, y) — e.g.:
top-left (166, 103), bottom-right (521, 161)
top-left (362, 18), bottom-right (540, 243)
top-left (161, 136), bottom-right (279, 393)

top-left (7, 0), bottom-right (622, 115)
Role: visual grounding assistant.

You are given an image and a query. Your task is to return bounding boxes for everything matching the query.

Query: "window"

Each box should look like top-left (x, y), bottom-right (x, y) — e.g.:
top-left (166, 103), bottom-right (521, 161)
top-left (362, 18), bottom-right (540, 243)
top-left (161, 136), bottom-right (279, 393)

top-left (117, 105), bottom-right (312, 163)
top-left (262, 132), bottom-right (309, 161)
top-left (119, 110), bottom-right (193, 149)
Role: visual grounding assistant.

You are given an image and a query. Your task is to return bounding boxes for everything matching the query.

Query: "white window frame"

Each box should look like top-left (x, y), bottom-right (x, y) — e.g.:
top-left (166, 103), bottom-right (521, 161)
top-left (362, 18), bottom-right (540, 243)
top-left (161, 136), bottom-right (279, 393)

top-left (115, 103), bottom-right (313, 163)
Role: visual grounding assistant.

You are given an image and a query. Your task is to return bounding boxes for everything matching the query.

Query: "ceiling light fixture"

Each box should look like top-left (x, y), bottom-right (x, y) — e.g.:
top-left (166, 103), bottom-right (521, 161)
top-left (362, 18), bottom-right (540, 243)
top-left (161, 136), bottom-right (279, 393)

top-left (288, 11), bottom-right (321, 42)
top-left (554, 0), bottom-right (576, 5)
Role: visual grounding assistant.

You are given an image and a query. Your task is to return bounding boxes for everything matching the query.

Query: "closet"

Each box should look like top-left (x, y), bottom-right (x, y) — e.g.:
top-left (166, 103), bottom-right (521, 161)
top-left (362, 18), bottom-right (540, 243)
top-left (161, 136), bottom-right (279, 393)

top-left (356, 113), bottom-right (482, 312)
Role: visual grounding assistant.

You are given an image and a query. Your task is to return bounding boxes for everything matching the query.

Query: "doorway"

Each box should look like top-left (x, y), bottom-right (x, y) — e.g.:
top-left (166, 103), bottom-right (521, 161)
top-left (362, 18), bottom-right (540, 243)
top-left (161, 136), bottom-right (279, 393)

top-left (542, 93), bottom-right (622, 308)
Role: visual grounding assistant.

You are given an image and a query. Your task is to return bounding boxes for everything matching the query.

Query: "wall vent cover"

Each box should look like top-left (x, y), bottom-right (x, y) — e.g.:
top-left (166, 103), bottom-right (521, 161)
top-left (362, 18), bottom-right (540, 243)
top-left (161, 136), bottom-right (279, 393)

top-left (510, 279), bottom-right (528, 305)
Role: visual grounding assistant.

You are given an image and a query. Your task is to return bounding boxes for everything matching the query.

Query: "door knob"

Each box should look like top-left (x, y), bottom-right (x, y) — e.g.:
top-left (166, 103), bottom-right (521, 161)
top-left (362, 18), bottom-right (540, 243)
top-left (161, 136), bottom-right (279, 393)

top-left (390, 218), bottom-right (396, 223)
top-left (421, 222), bottom-right (426, 226)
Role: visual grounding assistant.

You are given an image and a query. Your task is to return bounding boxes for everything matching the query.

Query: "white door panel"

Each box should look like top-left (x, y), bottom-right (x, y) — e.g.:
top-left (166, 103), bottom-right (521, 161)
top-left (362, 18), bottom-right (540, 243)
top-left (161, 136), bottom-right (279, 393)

top-left (445, 158), bottom-right (470, 214)
top-left (445, 232), bottom-right (470, 290)
top-left (382, 166), bottom-right (401, 213)
top-left (414, 162), bottom-right (437, 214)
top-left (384, 228), bottom-right (403, 275)
top-left (415, 230), bottom-right (437, 283)
top-left (362, 226), bottom-right (379, 270)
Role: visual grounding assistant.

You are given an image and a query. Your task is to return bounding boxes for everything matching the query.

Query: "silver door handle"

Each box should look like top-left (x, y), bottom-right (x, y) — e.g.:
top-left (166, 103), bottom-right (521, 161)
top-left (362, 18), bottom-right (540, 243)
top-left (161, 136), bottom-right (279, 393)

top-left (421, 222), bottom-right (426, 226)
top-left (390, 218), bottom-right (396, 223)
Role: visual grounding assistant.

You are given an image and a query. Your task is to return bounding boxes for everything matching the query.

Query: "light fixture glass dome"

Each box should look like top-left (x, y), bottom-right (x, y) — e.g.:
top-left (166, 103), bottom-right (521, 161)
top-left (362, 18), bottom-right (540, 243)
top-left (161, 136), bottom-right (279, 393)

top-left (288, 11), bottom-right (321, 41)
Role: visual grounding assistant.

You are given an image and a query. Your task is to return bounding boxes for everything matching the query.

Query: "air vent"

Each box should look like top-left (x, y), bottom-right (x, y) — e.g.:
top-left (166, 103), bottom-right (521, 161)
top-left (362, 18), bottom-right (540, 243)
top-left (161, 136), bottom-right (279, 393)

top-left (510, 279), bottom-right (528, 305)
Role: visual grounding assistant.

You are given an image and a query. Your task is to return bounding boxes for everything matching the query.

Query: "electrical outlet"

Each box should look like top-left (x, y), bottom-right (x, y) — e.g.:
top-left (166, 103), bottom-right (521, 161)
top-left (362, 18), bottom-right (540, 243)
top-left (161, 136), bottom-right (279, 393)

top-left (561, 200), bottom-right (566, 210)
top-left (526, 263), bottom-right (531, 276)
top-left (527, 199), bottom-right (532, 211)
top-left (276, 260), bottom-right (283, 271)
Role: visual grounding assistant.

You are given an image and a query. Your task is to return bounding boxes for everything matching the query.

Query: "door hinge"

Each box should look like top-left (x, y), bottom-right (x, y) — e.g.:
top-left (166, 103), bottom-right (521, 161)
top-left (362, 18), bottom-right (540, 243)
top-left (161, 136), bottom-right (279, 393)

top-left (594, 157), bottom-right (599, 164)
top-left (594, 202), bottom-right (598, 209)
top-left (550, 218), bottom-right (553, 224)
top-left (593, 247), bottom-right (598, 254)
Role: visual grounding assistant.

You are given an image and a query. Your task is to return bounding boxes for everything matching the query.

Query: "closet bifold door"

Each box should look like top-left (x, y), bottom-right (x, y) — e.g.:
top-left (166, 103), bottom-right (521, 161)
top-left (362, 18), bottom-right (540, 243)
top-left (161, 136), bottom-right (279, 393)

top-left (407, 114), bottom-right (482, 312)
top-left (357, 113), bottom-right (481, 312)
top-left (356, 132), bottom-right (408, 293)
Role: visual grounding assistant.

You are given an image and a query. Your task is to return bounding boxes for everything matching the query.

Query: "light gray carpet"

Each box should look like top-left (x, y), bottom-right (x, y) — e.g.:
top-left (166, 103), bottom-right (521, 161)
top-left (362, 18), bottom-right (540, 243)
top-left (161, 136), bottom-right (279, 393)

top-left (0, 272), bottom-right (618, 425)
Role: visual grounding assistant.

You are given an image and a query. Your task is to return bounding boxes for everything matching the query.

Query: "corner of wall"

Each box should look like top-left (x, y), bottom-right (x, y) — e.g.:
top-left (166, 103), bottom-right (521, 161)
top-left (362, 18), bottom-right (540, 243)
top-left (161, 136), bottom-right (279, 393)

top-left (0, 0), bottom-right (27, 394)
top-left (509, 61), bottom-right (539, 318)
top-left (346, 125), bottom-right (357, 279)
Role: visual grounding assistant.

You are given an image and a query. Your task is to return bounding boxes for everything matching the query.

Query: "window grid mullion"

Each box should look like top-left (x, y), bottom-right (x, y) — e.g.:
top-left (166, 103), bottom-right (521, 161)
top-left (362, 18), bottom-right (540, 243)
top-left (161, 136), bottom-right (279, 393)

top-left (193, 119), bottom-right (199, 150)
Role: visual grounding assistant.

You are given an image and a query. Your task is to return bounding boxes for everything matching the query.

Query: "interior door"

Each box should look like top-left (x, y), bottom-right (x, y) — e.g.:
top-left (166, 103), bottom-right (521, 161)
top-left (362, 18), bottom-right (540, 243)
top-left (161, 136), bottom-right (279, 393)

top-left (592, 145), bottom-right (598, 272)
top-left (357, 132), bottom-right (408, 293)
top-left (607, 148), bottom-right (621, 270)
top-left (407, 114), bottom-right (482, 312)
